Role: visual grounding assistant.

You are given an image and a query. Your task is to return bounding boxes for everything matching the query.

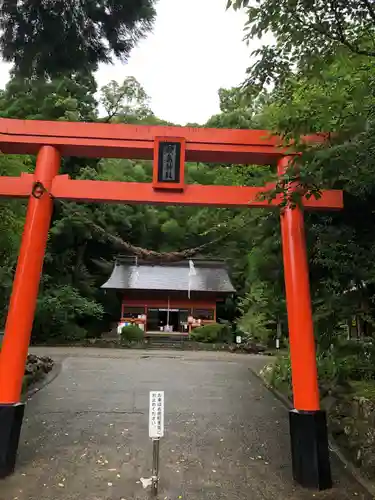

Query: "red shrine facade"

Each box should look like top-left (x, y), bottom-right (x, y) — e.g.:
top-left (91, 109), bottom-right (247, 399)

top-left (102, 258), bottom-right (235, 334)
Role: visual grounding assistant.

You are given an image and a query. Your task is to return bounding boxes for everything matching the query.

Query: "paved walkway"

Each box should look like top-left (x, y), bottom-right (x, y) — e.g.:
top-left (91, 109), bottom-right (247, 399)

top-left (0, 348), bottom-right (371, 500)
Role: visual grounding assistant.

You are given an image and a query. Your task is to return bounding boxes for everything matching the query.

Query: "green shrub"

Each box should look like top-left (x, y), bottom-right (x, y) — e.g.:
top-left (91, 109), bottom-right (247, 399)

top-left (267, 340), bottom-right (375, 400)
top-left (121, 324), bottom-right (144, 343)
top-left (190, 323), bottom-right (232, 343)
top-left (319, 340), bottom-right (375, 382)
top-left (268, 355), bottom-right (292, 395)
top-left (269, 352), bottom-right (349, 393)
top-left (33, 285), bottom-right (103, 343)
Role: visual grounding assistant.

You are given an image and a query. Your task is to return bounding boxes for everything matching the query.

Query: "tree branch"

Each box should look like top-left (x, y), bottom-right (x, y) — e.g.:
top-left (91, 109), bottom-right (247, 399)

top-left (286, 2), bottom-right (375, 58)
top-left (102, 88), bottom-right (129, 123)
top-left (86, 217), bottom-right (233, 262)
top-left (57, 200), bottom-right (244, 262)
top-left (329, 0), bottom-right (374, 56)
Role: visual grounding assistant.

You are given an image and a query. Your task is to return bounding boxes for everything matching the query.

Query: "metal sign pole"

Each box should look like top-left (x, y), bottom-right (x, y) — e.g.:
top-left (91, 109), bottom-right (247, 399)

top-left (151, 438), bottom-right (160, 495)
top-left (149, 390), bottom-right (164, 496)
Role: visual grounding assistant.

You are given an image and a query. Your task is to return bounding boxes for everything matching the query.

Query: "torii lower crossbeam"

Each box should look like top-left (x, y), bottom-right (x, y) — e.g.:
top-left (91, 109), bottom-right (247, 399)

top-left (0, 119), bottom-right (336, 490)
top-left (0, 173), bottom-right (342, 209)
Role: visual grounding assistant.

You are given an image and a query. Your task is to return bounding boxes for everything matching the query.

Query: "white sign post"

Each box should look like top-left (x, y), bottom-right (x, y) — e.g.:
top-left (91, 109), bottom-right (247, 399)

top-left (149, 391), bottom-right (164, 495)
top-left (149, 391), bottom-right (164, 438)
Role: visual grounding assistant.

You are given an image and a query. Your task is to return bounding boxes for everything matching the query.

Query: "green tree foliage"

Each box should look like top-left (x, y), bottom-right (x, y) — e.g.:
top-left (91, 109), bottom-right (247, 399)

top-left (227, 0), bottom-right (375, 93)
top-left (226, 0), bottom-right (375, 344)
top-left (0, 71), bottom-right (99, 178)
top-left (33, 285), bottom-right (104, 343)
top-left (100, 77), bottom-right (153, 123)
top-left (0, 155), bottom-right (28, 327)
top-left (206, 87), bottom-right (267, 129)
top-left (0, 72), bottom-right (97, 121)
top-left (0, 0), bottom-right (156, 77)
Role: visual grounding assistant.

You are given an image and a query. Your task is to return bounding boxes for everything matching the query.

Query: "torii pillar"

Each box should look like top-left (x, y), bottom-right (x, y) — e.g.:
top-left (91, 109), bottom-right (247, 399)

top-left (0, 146), bottom-right (60, 478)
top-left (278, 156), bottom-right (331, 490)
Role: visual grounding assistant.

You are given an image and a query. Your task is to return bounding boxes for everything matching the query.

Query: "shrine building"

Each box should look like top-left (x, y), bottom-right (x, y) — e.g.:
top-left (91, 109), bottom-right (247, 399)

top-left (101, 257), bottom-right (235, 335)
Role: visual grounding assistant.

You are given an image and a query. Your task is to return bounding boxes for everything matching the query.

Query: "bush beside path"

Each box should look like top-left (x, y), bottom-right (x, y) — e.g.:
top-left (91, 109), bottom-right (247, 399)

top-left (260, 340), bottom-right (375, 490)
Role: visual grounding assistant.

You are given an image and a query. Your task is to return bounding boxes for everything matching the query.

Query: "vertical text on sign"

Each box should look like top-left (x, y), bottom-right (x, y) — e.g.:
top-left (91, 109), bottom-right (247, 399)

top-left (152, 137), bottom-right (186, 191)
top-left (158, 142), bottom-right (180, 183)
top-left (149, 391), bottom-right (164, 438)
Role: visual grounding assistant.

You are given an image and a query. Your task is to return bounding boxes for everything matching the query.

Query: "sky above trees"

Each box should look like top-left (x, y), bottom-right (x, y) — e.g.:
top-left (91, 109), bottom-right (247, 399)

top-left (0, 0), bottom-right (251, 125)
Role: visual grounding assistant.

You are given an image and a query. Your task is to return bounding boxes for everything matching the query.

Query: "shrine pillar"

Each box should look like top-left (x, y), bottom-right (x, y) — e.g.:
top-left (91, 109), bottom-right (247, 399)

top-left (0, 146), bottom-right (60, 478)
top-left (278, 156), bottom-right (332, 490)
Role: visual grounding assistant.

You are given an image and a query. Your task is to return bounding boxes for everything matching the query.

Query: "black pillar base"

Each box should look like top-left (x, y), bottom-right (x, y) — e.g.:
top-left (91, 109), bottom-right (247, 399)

top-left (289, 409), bottom-right (332, 490)
top-left (0, 403), bottom-right (25, 479)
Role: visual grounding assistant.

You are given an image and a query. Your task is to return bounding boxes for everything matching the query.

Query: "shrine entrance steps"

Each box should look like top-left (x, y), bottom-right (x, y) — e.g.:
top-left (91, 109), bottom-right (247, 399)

top-left (144, 334), bottom-right (186, 349)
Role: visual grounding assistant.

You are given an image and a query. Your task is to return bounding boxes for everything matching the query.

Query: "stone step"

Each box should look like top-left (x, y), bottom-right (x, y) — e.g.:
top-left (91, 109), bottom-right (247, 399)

top-left (145, 335), bottom-right (187, 349)
top-left (145, 343), bottom-right (185, 350)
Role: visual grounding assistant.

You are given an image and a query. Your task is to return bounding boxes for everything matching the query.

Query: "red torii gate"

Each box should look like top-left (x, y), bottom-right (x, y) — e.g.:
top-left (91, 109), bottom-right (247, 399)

top-left (0, 118), bottom-right (342, 489)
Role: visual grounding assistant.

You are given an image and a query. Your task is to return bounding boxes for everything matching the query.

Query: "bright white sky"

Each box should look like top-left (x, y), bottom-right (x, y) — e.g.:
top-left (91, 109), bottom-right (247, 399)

top-left (0, 0), bottom-right (251, 125)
